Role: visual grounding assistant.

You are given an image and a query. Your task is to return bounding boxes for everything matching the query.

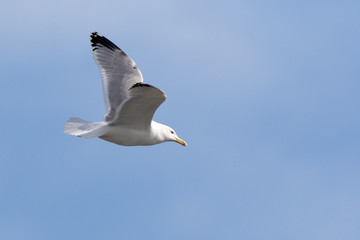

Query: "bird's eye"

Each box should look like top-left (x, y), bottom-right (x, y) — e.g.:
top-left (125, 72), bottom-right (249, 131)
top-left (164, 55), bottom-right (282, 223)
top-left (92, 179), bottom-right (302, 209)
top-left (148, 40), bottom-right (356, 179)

top-left (170, 130), bottom-right (174, 134)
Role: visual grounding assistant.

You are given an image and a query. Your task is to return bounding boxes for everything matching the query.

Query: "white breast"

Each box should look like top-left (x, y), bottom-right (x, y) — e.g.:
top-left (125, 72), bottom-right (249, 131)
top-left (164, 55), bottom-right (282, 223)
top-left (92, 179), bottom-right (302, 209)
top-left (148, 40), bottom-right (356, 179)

top-left (99, 124), bottom-right (162, 146)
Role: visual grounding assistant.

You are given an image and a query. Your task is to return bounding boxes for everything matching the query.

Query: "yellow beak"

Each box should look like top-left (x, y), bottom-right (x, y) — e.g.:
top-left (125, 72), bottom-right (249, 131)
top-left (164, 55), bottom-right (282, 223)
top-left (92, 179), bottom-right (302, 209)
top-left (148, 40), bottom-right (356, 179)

top-left (175, 137), bottom-right (187, 146)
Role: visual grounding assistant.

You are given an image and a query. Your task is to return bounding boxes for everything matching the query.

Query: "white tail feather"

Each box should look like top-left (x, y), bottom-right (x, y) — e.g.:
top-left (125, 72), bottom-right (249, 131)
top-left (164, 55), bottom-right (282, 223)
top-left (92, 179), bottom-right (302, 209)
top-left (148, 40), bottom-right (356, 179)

top-left (64, 118), bottom-right (107, 138)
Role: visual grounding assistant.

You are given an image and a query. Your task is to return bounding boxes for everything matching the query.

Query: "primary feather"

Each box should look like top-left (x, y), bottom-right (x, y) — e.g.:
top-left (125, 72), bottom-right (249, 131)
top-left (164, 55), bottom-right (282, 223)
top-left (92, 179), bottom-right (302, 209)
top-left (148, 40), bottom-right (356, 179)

top-left (90, 32), bottom-right (143, 121)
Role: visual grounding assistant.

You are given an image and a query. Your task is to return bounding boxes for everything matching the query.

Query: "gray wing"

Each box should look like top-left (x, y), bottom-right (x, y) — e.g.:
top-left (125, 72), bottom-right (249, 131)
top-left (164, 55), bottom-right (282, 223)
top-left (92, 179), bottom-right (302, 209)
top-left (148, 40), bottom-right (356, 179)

top-left (90, 32), bottom-right (143, 122)
top-left (109, 83), bottom-right (167, 129)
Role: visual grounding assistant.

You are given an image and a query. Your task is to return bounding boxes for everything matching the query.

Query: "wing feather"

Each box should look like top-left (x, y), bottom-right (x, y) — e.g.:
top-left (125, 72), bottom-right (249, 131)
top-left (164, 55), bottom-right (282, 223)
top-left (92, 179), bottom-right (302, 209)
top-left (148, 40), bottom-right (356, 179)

top-left (90, 32), bottom-right (143, 122)
top-left (109, 83), bottom-right (166, 129)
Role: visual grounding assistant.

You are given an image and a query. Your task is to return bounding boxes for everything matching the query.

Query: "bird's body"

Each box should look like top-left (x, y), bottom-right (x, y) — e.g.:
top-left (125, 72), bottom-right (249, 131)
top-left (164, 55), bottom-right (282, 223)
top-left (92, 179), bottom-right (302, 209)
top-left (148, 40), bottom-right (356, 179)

top-left (99, 121), bottom-right (168, 146)
top-left (64, 32), bottom-right (186, 147)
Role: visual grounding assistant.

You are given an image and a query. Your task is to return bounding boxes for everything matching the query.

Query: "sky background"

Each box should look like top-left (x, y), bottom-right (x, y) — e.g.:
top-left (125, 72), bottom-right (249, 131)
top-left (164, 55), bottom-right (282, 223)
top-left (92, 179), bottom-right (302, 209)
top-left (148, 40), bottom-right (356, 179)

top-left (1, 0), bottom-right (360, 239)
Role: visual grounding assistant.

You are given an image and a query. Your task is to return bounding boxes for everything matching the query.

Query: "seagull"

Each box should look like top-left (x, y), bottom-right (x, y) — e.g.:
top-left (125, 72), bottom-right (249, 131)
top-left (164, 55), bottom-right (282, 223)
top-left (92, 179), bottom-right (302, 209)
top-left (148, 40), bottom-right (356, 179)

top-left (64, 32), bottom-right (187, 147)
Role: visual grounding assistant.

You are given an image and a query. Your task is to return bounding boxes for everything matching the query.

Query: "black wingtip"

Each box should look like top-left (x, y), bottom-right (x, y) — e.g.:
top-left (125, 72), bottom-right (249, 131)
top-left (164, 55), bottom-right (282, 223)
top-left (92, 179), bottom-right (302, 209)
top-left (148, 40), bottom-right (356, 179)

top-left (129, 83), bottom-right (153, 90)
top-left (90, 32), bottom-right (121, 52)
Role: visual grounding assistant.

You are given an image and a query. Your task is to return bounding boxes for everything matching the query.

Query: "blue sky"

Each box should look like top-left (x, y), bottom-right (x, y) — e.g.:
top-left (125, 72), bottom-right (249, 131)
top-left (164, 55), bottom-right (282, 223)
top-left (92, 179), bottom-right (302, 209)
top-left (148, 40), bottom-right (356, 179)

top-left (1, 0), bottom-right (359, 239)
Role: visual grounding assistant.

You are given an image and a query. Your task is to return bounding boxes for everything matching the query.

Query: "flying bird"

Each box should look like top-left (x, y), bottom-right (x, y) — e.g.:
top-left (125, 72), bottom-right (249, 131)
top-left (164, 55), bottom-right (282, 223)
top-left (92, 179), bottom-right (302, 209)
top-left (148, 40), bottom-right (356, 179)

top-left (64, 32), bottom-right (187, 146)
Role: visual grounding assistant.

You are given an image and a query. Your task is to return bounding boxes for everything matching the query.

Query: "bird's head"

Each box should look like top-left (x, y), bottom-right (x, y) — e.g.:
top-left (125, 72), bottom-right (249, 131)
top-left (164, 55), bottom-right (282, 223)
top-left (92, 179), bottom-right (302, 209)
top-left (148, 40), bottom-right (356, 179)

top-left (160, 125), bottom-right (187, 146)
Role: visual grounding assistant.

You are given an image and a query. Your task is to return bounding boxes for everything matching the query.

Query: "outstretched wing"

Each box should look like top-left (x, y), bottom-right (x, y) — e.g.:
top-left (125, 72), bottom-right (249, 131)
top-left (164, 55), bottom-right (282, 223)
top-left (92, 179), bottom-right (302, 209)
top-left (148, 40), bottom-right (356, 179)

top-left (109, 83), bottom-right (167, 129)
top-left (90, 32), bottom-right (143, 122)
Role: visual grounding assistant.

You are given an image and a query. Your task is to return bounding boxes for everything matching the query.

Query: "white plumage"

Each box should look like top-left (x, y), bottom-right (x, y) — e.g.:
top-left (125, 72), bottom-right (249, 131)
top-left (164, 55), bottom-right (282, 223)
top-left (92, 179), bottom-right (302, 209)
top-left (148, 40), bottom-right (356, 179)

top-left (64, 32), bottom-right (186, 146)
